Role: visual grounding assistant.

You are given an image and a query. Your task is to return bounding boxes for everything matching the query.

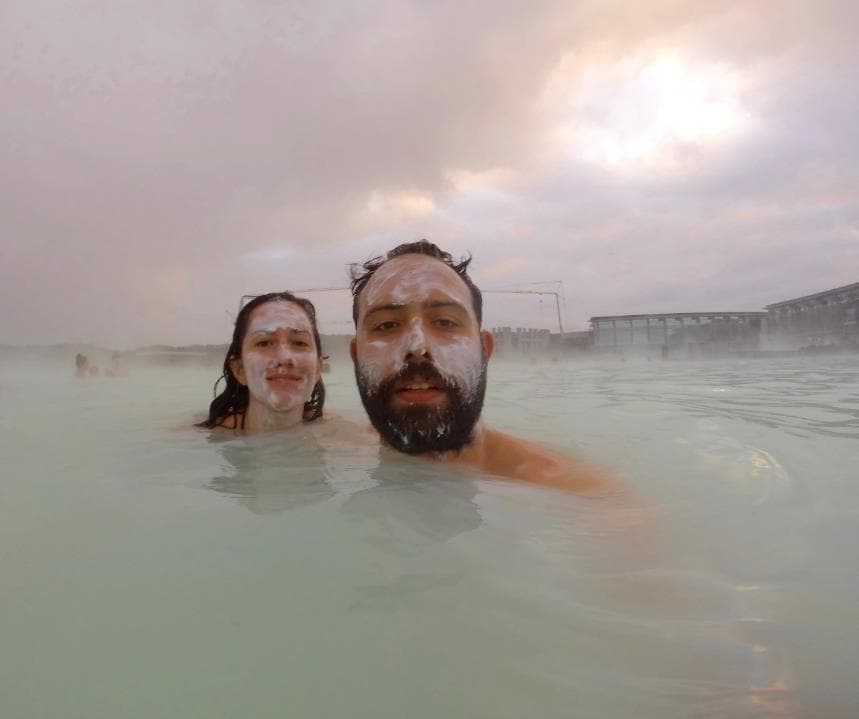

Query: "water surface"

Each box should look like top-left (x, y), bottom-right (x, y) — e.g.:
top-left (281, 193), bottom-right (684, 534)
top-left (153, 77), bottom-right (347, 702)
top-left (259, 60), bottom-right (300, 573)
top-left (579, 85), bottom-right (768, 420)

top-left (1, 356), bottom-right (857, 717)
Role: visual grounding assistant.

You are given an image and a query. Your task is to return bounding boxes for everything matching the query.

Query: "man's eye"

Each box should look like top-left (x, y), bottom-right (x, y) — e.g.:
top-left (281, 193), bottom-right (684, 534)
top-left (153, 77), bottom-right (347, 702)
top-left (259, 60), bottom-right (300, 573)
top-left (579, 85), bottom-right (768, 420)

top-left (434, 318), bottom-right (459, 329)
top-left (372, 321), bottom-right (399, 332)
top-left (293, 340), bottom-right (310, 348)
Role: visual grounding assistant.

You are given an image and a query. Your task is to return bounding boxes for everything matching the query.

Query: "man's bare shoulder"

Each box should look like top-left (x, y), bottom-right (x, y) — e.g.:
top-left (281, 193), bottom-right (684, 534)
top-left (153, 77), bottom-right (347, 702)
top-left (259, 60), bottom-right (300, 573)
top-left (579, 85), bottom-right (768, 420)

top-left (480, 427), bottom-right (618, 496)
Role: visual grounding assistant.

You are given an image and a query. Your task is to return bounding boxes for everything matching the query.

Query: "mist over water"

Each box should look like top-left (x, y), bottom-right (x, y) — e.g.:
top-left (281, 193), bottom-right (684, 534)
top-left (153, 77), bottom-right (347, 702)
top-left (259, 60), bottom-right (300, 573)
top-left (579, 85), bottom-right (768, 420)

top-left (4, 0), bottom-right (858, 713)
top-left (1, 354), bottom-right (857, 717)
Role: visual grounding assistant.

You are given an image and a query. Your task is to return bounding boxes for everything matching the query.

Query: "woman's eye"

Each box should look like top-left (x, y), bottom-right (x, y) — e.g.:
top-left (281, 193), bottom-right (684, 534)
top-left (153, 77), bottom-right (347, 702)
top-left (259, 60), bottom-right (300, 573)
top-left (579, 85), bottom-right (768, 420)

top-left (294, 340), bottom-right (310, 348)
top-left (255, 339), bottom-right (272, 347)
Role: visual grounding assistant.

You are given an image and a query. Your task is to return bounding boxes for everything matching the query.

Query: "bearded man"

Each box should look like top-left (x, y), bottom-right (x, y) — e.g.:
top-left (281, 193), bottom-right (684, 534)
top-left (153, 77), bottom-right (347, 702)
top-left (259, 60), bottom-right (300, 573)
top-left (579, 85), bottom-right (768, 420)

top-left (349, 240), bottom-right (613, 496)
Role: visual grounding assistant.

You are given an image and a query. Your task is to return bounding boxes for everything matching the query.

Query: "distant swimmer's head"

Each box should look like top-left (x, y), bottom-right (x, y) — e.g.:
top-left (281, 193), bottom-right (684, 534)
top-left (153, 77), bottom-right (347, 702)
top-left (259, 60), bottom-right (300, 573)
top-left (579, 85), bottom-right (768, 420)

top-left (199, 292), bottom-right (326, 430)
top-left (74, 353), bottom-right (90, 378)
top-left (348, 241), bottom-right (494, 454)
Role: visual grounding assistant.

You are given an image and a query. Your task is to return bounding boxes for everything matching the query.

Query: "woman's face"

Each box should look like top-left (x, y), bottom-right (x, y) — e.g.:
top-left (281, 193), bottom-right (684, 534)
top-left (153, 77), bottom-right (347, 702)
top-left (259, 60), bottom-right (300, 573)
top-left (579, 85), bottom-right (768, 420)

top-left (230, 301), bottom-right (321, 415)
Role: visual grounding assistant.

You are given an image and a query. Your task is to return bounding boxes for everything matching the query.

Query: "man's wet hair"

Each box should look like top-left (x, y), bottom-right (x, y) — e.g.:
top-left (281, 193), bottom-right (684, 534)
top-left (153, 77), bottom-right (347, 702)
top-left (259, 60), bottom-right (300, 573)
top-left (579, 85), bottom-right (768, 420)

top-left (349, 240), bottom-right (483, 326)
top-left (198, 291), bottom-right (325, 429)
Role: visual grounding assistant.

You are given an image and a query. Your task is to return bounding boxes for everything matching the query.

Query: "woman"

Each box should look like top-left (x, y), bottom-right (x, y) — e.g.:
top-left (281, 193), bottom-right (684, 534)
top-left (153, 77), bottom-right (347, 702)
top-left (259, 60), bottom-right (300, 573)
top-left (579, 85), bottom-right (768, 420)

top-left (199, 291), bottom-right (326, 432)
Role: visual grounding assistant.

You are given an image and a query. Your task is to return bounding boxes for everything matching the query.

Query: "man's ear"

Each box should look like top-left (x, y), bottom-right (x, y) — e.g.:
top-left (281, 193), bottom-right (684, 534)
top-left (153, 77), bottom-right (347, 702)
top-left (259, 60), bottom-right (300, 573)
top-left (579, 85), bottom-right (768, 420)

top-left (229, 357), bottom-right (248, 386)
top-left (480, 329), bottom-right (494, 360)
top-left (349, 338), bottom-right (358, 362)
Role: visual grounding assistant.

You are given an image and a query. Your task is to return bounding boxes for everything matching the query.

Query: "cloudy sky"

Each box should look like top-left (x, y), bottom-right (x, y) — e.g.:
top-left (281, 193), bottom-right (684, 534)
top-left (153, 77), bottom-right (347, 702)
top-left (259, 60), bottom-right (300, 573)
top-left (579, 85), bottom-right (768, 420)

top-left (3, 0), bottom-right (857, 347)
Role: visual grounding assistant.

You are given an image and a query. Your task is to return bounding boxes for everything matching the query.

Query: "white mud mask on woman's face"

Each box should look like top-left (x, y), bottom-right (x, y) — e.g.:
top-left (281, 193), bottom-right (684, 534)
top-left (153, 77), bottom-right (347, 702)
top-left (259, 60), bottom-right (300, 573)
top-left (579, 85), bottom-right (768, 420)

top-left (234, 302), bottom-right (320, 422)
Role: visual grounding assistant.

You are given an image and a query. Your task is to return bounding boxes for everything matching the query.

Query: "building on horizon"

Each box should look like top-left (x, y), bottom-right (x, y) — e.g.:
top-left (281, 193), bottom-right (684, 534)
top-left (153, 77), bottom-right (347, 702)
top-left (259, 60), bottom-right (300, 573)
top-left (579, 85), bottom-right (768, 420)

top-left (491, 327), bottom-right (594, 357)
top-left (589, 312), bottom-right (767, 358)
top-left (492, 327), bottom-right (551, 356)
top-left (765, 282), bottom-right (859, 350)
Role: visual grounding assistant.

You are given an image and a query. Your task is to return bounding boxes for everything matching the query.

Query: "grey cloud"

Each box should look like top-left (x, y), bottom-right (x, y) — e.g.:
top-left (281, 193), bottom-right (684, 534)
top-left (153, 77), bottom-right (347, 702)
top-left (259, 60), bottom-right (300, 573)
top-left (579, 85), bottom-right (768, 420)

top-left (1, 0), bottom-right (857, 344)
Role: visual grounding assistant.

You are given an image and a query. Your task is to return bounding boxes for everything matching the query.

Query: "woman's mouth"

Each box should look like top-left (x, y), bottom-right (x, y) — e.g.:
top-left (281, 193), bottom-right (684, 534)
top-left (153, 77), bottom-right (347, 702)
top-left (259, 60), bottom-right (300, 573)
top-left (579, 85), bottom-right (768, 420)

top-left (266, 373), bottom-right (303, 384)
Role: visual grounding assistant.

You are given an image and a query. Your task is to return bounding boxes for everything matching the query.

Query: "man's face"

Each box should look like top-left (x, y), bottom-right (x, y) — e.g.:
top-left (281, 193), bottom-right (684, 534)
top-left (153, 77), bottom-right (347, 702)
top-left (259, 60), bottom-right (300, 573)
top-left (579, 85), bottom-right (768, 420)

top-left (351, 254), bottom-right (493, 454)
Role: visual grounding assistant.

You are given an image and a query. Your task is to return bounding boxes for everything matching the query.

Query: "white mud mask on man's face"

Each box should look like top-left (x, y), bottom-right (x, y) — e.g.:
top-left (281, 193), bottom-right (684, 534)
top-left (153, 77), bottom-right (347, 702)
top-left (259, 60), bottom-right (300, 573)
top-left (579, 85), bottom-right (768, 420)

top-left (352, 254), bottom-right (490, 453)
top-left (233, 301), bottom-right (321, 419)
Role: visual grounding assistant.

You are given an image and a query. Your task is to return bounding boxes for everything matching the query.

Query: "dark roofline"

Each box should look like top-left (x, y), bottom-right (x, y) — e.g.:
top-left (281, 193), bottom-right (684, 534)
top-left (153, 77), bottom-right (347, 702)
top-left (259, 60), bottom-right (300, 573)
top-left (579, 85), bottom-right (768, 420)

top-left (765, 281), bottom-right (859, 309)
top-left (589, 312), bottom-right (767, 322)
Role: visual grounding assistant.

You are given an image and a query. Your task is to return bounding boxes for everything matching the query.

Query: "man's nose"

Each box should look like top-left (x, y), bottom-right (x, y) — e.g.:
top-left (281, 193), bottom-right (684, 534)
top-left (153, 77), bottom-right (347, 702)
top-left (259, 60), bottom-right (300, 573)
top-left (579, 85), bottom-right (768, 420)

top-left (403, 319), bottom-right (431, 361)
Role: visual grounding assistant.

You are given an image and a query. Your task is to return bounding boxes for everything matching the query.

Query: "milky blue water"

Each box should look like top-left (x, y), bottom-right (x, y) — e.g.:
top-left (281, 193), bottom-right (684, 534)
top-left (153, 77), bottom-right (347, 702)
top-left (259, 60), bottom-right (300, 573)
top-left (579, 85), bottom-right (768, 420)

top-left (1, 355), bottom-right (857, 718)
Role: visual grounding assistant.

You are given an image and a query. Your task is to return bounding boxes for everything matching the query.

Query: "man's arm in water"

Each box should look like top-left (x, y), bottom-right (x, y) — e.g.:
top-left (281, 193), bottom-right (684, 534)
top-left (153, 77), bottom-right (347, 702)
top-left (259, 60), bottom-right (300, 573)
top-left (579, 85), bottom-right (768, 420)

top-left (477, 427), bottom-right (618, 496)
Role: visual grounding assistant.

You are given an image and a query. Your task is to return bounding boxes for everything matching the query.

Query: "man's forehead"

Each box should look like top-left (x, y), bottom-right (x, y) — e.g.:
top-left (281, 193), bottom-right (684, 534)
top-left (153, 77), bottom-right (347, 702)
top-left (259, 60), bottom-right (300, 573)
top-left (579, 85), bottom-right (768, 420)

top-left (360, 254), bottom-right (473, 312)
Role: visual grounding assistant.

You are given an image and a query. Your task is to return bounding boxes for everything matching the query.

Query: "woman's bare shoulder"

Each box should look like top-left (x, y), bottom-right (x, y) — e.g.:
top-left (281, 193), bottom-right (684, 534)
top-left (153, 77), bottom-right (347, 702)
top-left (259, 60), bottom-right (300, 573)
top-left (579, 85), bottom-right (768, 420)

top-left (188, 414), bottom-right (243, 432)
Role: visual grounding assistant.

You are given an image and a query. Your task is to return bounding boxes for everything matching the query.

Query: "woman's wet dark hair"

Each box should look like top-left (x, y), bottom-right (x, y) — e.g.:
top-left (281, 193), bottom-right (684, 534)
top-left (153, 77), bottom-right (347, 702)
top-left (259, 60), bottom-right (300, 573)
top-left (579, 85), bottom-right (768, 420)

top-left (198, 291), bottom-right (326, 429)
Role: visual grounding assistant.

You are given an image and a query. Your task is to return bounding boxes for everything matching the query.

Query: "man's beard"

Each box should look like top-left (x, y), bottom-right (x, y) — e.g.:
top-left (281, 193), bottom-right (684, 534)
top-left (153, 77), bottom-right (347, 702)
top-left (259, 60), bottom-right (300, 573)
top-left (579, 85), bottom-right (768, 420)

top-left (354, 358), bottom-right (487, 454)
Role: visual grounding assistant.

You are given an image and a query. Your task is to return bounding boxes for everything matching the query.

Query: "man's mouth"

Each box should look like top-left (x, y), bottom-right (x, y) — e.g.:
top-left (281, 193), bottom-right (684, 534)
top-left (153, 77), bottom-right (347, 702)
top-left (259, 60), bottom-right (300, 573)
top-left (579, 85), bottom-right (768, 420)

top-left (393, 375), bottom-right (447, 405)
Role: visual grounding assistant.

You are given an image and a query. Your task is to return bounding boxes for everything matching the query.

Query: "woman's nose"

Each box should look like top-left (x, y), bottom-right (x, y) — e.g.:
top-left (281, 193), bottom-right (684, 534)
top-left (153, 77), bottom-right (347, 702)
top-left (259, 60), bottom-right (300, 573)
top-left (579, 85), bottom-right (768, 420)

top-left (274, 343), bottom-right (296, 364)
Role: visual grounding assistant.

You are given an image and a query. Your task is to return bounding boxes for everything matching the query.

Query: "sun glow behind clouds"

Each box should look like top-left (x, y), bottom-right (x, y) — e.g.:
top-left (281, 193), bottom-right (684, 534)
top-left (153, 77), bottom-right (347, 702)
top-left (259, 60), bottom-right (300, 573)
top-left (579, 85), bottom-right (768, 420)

top-left (362, 189), bottom-right (435, 223)
top-left (548, 53), bottom-right (752, 173)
